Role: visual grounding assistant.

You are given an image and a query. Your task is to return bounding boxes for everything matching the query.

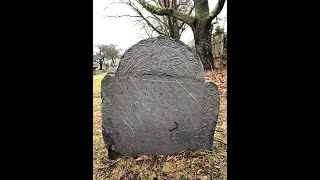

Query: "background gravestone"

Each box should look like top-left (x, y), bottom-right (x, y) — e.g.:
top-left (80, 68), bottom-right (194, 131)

top-left (101, 36), bottom-right (220, 158)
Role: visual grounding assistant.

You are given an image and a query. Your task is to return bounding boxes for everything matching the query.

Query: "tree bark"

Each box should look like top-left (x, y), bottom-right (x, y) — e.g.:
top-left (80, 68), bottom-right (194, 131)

top-left (192, 19), bottom-right (213, 70)
top-left (193, 0), bottom-right (213, 70)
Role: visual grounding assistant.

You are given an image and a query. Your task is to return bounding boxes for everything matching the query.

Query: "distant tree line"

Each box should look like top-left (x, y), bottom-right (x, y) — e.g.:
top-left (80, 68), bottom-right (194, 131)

top-left (93, 44), bottom-right (121, 70)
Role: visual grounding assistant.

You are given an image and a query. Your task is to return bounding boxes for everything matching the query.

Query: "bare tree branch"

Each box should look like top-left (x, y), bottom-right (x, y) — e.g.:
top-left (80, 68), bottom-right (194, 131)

top-left (178, 5), bottom-right (193, 30)
top-left (138, 0), bottom-right (194, 27)
top-left (104, 0), bottom-right (193, 38)
top-left (208, 0), bottom-right (226, 22)
top-left (132, 18), bottom-right (145, 27)
top-left (103, 15), bottom-right (141, 18)
top-left (148, 15), bottom-right (165, 25)
top-left (176, 0), bottom-right (191, 8)
top-left (104, 2), bottom-right (127, 10)
top-left (128, 2), bottom-right (167, 36)
top-left (214, 139), bottom-right (227, 146)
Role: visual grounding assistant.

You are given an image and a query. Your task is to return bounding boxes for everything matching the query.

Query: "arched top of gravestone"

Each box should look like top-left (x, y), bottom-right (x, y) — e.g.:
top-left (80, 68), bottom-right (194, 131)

top-left (116, 36), bottom-right (205, 82)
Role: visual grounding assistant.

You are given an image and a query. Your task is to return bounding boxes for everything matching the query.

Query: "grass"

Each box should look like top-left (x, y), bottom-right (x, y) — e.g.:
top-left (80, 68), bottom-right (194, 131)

top-left (93, 70), bottom-right (227, 180)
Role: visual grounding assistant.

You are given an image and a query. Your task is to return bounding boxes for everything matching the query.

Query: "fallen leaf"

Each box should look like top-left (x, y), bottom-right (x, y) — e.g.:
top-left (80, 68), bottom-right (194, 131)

top-left (135, 157), bottom-right (144, 162)
top-left (162, 162), bottom-right (173, 172)
top-left (200, 176), bottom-right (208, 180)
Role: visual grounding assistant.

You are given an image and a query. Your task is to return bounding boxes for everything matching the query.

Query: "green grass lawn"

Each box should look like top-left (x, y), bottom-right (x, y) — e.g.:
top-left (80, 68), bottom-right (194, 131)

top-left (93, 70), bottom-right (227, 179)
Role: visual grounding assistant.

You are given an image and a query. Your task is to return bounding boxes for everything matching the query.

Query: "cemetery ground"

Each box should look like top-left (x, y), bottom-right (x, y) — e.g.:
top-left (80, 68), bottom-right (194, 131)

top-left (93, 70), bottom-right (227, 180)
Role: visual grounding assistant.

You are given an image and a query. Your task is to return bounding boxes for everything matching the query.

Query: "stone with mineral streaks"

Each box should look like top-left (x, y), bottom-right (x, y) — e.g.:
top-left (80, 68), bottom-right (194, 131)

top-left (101, 36), bottom-right (220, 157)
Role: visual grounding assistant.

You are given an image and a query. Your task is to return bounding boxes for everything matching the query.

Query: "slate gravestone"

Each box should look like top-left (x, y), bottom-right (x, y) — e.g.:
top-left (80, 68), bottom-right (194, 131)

top-left (101, 36), bottom-right (220, 158)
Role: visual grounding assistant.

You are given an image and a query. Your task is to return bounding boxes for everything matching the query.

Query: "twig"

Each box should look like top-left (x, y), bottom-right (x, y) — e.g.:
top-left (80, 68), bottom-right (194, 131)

top-left (97, 158), bottom-right (121, 169)
top-left (167, 163), bottom-right (191, 173)
top-left (103, 15), bottom-right (140, 18)
top-left (103, 2), bottom-right (126, 11)
top-left (214, 139), bottom-right (227, 146)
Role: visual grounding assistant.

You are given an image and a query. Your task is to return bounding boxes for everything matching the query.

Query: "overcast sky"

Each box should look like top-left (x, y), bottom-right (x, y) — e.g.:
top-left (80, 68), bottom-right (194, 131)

top-left (93, 0), bottom-right (227, 52)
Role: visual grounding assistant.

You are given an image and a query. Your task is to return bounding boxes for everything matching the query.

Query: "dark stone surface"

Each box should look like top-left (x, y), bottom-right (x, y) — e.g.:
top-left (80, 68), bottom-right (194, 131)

top-left (101, 36), bottom-right (220, 158)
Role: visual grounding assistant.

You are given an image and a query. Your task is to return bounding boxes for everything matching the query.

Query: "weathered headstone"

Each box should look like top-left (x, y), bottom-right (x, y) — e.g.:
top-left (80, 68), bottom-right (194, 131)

top-left (101, 36), bottom-right (220, 158)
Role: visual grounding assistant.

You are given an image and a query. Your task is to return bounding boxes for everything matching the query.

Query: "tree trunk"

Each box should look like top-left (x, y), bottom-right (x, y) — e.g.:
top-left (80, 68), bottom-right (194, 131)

top-left (193, 20), bottom-right (214, 70)
top-left (168, 17), bottom-right (181, 39)
top-left (138, 0), bottom-right (226, 70)
top-left (99, 63), bottom-right (103, 70)
top-left (193, 0), bottom-right (214, 70)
